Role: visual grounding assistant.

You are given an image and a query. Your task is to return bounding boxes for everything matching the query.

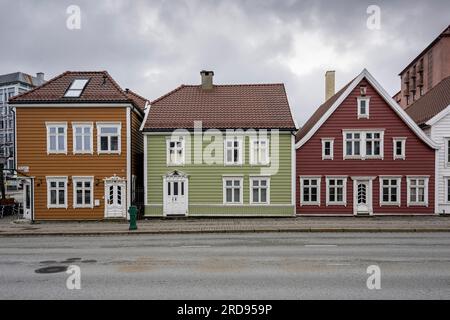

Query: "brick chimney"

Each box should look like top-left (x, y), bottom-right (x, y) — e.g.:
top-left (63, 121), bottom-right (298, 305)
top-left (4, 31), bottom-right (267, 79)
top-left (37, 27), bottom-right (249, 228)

top-left (200, 70), bottom-right (214, 90)
top-left (36, 72), bottom-right (45, 85)
top-left (325, 70), bottom-right (335, 101)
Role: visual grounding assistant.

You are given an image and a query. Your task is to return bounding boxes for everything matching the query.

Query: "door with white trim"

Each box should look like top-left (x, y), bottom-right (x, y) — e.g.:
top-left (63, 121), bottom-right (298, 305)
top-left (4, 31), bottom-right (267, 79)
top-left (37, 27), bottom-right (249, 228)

top-left (356, 180), bottom-right (371, 215)
top-left (105, 180), bottom-right (126, 218)
top-left (164, 174), bottom-right (188, 216)
top-left (23, 181), bottom-right (32, 220)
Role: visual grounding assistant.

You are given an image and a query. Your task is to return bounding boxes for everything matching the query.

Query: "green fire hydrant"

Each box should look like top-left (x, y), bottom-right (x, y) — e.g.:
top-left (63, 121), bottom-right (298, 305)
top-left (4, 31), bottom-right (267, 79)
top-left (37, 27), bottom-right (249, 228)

top-left (128, 206), bottom-right (138, 230)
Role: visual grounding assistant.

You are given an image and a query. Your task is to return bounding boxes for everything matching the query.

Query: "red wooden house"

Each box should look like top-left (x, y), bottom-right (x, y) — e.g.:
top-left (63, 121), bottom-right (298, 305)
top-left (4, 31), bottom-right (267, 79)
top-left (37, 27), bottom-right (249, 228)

top-left (295, 69), bottom-right (438, 216)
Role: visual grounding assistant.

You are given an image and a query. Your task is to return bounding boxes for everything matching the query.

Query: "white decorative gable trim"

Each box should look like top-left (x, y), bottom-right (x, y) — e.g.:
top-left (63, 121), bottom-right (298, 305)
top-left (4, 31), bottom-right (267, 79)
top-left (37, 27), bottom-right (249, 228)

top-left (425, 104), bottom-right (450, 126)
top-left (295, 69), bottom-right (438, 150)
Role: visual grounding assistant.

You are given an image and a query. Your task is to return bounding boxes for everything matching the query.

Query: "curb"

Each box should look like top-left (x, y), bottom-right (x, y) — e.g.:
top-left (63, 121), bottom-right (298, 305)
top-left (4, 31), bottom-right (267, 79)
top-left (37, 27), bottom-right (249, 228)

top-left (1, 227), bottom-right (450, 237)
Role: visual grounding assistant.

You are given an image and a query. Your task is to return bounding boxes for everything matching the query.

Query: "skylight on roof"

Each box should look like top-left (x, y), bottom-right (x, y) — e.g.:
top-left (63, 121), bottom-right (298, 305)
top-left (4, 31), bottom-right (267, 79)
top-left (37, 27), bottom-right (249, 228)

top-left (64, 79), bottom-right (89, 97)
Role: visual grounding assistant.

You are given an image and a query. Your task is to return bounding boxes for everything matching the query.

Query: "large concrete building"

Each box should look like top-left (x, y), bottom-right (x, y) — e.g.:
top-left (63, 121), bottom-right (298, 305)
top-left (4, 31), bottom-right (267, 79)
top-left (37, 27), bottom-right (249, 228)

top-left (394, 25), bottom-right (450, 109)
top-left (0, 72), bottom-right (45, 170)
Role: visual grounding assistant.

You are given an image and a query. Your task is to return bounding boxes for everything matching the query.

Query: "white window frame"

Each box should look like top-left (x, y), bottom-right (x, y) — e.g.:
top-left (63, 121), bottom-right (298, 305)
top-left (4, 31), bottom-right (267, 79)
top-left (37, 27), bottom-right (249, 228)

top-left (249, 176), bottom-right (270, 205)
top-left (46, 176), bottom-right (68, 209)
top-left (72, 122), bottom-right (93, 154)
top-left (46, 122), bottom-right (67, 154)
top-left (166, 136), bottom-right (185, 166)
top-left (379, 176), bottom-right (402, 206)
top-left (72, 176), bottom-right (94, 208)
top-left (249, 137), bottom-right (269, 165)
top-left (321, 138), bottom-right (334, 160)
top-left (299, 176), bottom-right (321, 206)
top-left (96, 122), bottom-right (121, 154)
top-left (343, 130), bottom-right (384, 160)
top-left (406, 176), bottom-right (429, 207)
top-left (445, 138), bottom-right (450, 168)
top-left (445, 177), bottom-right (450, 204)
top-left (325, 176), bottom-right (347, 206)
top-left (222, 176), bottom-right (244, 205)
top-left (224, 136), bottom-right (243, 166)
top-left (343, 131), bottom-right (362, 158)
top-left (357, 97), bottom-right (370, 119)
top-left (393, 138), bottom-right (406, 160)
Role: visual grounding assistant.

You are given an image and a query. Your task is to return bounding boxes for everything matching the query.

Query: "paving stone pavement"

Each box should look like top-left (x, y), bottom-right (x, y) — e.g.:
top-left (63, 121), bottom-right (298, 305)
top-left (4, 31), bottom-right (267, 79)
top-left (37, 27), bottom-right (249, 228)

top-left (1, 214), bottom-right (450, 236)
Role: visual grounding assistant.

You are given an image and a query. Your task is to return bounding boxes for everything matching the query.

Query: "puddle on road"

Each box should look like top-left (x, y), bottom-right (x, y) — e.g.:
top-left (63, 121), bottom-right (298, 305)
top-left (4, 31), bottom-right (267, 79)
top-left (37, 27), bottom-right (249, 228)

top-left (39, 260), bottom-right (58, 265)
top-left (81, 259), bottom-right (97, 264)
top-left (61, 258), bottom-right (82, 263)
top-left (36, 258), bottom-right (97, 273)
top-left (35, 266), bottom-right (68, 274)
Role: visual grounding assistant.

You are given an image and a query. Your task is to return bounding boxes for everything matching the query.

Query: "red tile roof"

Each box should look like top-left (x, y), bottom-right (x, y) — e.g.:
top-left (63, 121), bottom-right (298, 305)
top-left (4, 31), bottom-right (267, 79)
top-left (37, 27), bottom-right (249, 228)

top-left (295, 79), bottom-right (354, 142)
top-left (9, 71), bottom-right (147, 113)
top-left (125, 89), bottom-right (149, 111)
top-left (405, 76), bottom-right (450, 126)
top-left (143, 84), bottom-right (296, 130)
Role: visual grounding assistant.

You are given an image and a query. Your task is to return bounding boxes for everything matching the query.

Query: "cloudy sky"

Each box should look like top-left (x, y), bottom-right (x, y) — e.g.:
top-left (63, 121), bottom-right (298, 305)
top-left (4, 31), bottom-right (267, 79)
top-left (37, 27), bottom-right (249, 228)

top-left (1, 0), bottom-right (449, 125)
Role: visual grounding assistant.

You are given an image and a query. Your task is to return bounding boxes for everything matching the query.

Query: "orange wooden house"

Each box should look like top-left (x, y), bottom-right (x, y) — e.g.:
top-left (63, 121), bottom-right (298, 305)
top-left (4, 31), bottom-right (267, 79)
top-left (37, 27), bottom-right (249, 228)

top-left (9, 71), bottom-right (147, 220)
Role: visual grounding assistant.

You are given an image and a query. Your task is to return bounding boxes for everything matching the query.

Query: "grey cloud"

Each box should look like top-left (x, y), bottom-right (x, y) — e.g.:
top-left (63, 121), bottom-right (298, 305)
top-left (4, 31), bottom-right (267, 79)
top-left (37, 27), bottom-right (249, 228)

top-left (1, 0), bottom-right (449, 124)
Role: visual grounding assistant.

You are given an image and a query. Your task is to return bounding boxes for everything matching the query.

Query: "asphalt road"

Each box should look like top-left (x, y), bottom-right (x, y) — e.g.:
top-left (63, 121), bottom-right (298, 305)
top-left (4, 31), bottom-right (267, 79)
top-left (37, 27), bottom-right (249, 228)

top-left (0, 233), bottom-right (449, 299)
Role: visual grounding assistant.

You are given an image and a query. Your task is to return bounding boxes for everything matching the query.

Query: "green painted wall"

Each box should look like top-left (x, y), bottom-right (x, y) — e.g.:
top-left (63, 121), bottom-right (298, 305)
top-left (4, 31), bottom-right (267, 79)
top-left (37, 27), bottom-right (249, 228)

top-left (145, 132), bottom-right (294, 216)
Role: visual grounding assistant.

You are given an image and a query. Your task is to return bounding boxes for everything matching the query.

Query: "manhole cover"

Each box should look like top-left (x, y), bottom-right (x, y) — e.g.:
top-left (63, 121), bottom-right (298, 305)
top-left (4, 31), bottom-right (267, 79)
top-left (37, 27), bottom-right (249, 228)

top-left (35, 266), bottom-right (68, 274)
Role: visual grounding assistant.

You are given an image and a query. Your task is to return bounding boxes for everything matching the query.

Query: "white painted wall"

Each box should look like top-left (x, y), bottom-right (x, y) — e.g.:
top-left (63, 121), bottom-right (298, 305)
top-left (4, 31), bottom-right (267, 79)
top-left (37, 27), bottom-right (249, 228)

top-left (429, 113), bottom-right (450, 214)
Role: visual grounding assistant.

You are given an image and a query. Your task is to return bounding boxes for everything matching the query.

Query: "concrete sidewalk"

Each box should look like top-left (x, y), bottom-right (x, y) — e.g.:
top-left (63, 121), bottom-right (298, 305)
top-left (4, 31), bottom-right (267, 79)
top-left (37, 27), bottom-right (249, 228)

top-left (1, 215), bottom-right (450, 236)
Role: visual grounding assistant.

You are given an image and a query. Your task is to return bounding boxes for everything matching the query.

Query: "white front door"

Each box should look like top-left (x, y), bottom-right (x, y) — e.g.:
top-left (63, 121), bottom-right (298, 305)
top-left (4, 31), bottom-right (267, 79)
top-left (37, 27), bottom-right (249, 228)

top-left (105, 180), bottom-right (126, 218)
top-left (356, 180), bottom-right (371, 215)
top-left (23, 181), bottom-right (32, 220)
top-left (164, 176), bottom-right (188, 216)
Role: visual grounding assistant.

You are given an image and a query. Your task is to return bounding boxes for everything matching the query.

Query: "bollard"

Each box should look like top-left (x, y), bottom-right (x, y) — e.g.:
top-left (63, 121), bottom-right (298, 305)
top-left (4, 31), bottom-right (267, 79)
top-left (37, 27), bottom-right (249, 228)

top-left (128, 205), bottom-right (138, 230)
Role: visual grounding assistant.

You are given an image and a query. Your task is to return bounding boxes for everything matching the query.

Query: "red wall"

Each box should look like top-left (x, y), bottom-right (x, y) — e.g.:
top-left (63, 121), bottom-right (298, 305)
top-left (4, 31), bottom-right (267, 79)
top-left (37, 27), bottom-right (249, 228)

top-left (296, 79), bottom-right (435, 215)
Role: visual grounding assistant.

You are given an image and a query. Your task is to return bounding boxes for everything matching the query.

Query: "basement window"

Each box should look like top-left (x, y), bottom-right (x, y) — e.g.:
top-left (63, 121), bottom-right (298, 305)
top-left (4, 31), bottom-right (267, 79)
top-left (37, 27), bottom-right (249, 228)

top-left (64, 79), bottom-right (89, 97)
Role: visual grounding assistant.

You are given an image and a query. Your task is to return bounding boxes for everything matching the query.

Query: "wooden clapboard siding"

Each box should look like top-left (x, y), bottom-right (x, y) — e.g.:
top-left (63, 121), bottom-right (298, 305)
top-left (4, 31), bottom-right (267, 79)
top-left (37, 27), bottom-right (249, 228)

top-left (16, 107), bottom-right (127, 220)
top-left (145, 132), bottom-right (294, 217)
top-left (131, 110), bottom-right (144, 202)
top-left (429, 111), bottom-right (450, 213)
top-left (296, 78), bottom-right (436, 215)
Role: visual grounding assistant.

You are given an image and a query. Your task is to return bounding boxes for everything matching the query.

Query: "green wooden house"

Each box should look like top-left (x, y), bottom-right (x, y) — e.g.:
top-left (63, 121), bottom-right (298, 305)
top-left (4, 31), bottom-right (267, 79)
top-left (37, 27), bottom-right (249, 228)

top-left (141, 71), bottom-right (297, 217)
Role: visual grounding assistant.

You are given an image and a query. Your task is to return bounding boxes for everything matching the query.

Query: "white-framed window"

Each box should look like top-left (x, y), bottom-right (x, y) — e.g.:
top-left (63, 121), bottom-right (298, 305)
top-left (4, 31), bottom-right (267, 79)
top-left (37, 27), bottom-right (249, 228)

top-left (97, 122), bottom-right (121, 154)
top-left (344, 132), bottom-right (361, 157)
top-left (325, 177), bottom-right (347, 206)
top-left (357, 97), bottom-right (370, 119)
top-left (73, 176), bottom-right (94, 208)
top-left (64, 79), bottom-right (89, 98)
top-left (393, 138), bottom-right (406, 160)
top-left (249, 137), bottom-right (269, 165)
top-left (223, 176), bottom-right (243, 205)
top-left (407, 176), bottom-right (429, 206)
top-left (300, 176), bottom-right (321, 206)
top-left (166, 136), bottom-right (185, 166)
top-left (46, 122), bottom-right (67, 154)
top-left (365, 132), bottom-right (382, 157)
top-left (224, 137), bottom-right (243, 165)
top-left (250, 176), bottom-right (270, 204)
top-left (445, 177), bottom-right (450, 203)
top-left (445, 138), bottom-right (450, 168)
top-left (343, 130), bottom-right (384, 159)
top-left (379, 176), bottom-right (401, 206)
top-left (72, 123), bottom-right (93, 154)
top-left (46, 176), bottom-right (68, 209)
top-left (321, 138), bottom-right (334, 160)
